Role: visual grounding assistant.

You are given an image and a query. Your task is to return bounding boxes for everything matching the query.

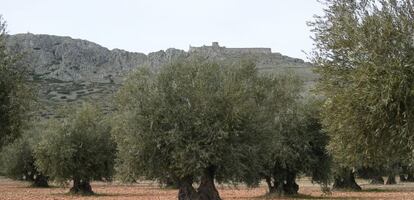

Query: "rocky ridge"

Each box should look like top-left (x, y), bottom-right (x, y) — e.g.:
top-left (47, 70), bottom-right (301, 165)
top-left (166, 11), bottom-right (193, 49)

top-left (6, 33), bottom-right (315, 117)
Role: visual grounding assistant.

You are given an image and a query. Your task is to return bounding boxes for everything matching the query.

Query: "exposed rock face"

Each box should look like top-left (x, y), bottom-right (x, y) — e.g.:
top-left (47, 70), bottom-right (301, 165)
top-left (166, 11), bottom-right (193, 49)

top-left (7, 34), bottom-right (149, 83)
top-left (148, 48), bottom-right (188, 69)
top-left (5, 33), bottom-right (315, 117)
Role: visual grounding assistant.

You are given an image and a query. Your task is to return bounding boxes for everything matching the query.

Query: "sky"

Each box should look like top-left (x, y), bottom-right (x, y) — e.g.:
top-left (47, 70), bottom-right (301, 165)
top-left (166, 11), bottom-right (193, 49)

top-left (1, 0), bottom-right (324, 60)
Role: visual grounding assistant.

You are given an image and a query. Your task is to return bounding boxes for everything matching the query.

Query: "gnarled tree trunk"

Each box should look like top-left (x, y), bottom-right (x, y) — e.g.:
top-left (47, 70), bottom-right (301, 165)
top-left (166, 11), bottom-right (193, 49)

top-left (25, 172), bottom-right (49, 187)
top-left (162, 177), bottom-right (179, 189)
top-left (370, 176), bottom-right (384, 185)
top-left (283, 171), bottom-right (299, 195)
top-left (178, 177), bottom-right (198, 200)
top-left (333, 169), bottom-right (361, 191)
top-left (197, 167), bottom-right (221, 200)
top-left (407, 173), bottom-right (414, 182)
top-left (400, 174), bottom-right (407, 182)
top-left (70, 179), bottom-right (93, 195)
top-left (385, 175), bottom-right (396, 185)
top-left (265, 176), bottom-right (277, 194)
top-left (32, 174), bottom-right (49, 187)
top-left (178, 167), bottom-right (222, 200)
top-left (265, 170), bottom-right (299, 196)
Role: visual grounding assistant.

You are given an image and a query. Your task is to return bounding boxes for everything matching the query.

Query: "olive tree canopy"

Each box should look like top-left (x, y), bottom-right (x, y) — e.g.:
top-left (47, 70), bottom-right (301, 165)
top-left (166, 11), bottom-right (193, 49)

top-left (310, 0), bottom-right (414, 190)
top-left (113, 59), bottom-right (269, 200)
top-left (35, 104), bottom-right (116, 195)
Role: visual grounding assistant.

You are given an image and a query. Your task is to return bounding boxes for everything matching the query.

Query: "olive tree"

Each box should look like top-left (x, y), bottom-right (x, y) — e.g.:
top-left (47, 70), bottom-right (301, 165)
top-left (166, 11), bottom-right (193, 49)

top-left (113, 59), bottom-right (267, 200)
top-left (310, 0), bottom-right (414, 190)
top-left (0, 121), bottom-right (48, 187)
top-left (259, 88), bottom-right (331, 196)
top-left (34, 103), bottom-right (116, 194)
top-left (0, 16), bottom-right (32, 149)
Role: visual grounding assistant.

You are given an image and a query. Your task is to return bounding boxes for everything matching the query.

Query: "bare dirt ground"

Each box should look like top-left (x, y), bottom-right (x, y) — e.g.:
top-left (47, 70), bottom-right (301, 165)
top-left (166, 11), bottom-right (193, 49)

top-left (2, 177), bottom-right (414, 200)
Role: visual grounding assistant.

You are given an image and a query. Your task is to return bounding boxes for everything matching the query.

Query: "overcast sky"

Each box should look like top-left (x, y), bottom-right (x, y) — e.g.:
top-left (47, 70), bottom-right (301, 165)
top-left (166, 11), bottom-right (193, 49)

top-left (1, 0), bottom-right (324, 60)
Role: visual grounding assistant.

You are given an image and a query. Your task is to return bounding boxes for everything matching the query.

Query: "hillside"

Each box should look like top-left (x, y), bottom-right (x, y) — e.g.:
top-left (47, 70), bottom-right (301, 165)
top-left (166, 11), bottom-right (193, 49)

top-left (5, 33), bottom-right (316, 117)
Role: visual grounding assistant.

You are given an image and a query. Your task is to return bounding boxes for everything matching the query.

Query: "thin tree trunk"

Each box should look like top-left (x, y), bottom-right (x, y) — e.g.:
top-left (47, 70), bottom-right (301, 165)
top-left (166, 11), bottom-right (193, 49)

top-left (197, 166), bottom-right (221, 200)
top-left (70, 178), bottom-right (93, 195)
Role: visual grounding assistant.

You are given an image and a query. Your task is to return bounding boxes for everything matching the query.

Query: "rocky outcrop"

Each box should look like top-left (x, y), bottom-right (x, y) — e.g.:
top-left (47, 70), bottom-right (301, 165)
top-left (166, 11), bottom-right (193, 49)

top-left (5, 33), bottom-right (315, 117)
top-left (7, 33), bottom-right (147, 83)
top-left (7, 34), bottom-right (313, 82)
top-left (148, 48), bottom-right (188, 68)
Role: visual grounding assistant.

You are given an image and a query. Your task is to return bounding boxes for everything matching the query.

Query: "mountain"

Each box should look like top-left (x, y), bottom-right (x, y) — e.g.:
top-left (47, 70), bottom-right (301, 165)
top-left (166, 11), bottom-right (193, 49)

top-left (5, 33), bottom-right (315, 117)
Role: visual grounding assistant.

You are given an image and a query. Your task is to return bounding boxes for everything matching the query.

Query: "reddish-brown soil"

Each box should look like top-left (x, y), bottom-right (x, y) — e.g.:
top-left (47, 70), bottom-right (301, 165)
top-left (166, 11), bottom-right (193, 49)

top-left (1, 177), bottom-right (414, 200)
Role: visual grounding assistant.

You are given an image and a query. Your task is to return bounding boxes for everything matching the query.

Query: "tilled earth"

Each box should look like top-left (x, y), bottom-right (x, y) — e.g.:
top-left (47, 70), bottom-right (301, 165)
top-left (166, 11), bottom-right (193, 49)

top-left (2, 178), bottom-right (414, 200)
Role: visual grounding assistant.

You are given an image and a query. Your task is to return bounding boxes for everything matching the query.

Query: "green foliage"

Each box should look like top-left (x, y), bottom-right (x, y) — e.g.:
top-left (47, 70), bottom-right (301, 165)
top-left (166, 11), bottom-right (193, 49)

top-left (310, 0), bottom-right (414, 167)
top-left (297, 99), bottom-right (332, 185)
top-left (0, 16), bottom-right (33, 148)
top-left (259, 85), bottom-right (331, 194)
top-left (0, 121), bottom-right (48, 187)
top-left (112, 59), bottom-right (267, 193)
top-left (0, 137), bottom-right (32, 179)
top-left (112, 57), bottom-right (331, 198)
top-left (34, 103), bottom-right (116, 189)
